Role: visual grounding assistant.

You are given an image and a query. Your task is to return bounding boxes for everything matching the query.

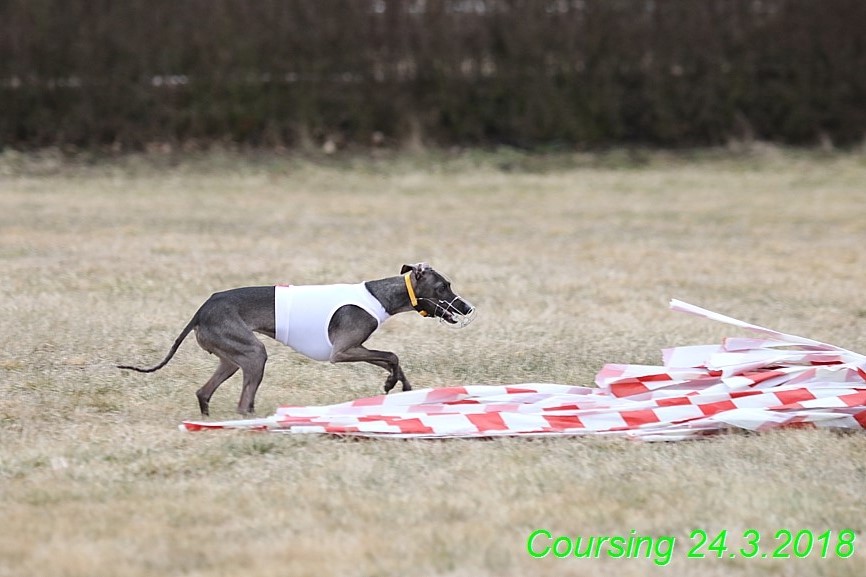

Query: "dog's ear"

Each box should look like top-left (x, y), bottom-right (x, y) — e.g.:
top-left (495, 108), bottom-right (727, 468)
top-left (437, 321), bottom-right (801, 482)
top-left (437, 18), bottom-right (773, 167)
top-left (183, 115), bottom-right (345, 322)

top-left (414, 262), bottom-right (431, 278)
top-left (401, 262), bottom-right (430, 278)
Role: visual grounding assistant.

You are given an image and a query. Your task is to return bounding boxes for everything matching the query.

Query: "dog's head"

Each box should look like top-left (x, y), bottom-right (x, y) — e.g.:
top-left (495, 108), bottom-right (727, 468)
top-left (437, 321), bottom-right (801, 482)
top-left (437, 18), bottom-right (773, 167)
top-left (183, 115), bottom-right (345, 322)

top-left (401, 262), bottom-right (476, 328)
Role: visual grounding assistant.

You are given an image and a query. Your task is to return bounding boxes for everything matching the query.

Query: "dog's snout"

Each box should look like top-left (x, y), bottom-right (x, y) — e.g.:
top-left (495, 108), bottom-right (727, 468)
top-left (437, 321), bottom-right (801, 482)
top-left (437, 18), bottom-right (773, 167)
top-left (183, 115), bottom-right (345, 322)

top-left (447, 296), bottom-right (476, 328)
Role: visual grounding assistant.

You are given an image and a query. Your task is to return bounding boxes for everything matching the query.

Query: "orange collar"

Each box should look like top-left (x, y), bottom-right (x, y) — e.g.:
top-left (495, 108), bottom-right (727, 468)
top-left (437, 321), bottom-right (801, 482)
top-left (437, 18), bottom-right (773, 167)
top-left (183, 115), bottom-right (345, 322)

top-left (404, 272), bottom-right (429, 317)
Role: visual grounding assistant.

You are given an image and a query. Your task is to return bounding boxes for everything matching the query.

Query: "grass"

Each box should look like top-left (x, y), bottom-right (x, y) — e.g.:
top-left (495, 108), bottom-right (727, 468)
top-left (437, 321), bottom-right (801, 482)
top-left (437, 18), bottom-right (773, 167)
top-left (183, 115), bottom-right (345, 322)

top-left (1, 146), bottom-right (866, 576)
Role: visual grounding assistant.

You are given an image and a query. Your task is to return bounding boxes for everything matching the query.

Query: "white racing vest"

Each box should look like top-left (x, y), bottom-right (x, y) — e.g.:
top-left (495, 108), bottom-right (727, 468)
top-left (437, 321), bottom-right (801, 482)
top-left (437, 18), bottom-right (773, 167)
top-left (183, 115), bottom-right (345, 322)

top-left (274, 283), bottom-right (391, 361)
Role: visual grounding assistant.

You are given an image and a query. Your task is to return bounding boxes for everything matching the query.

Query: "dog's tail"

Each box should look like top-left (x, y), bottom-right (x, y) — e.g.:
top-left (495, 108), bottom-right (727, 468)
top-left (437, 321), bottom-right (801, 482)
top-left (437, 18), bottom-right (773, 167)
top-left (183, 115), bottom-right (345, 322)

top-left (117, 313), bottom-right (199, 373)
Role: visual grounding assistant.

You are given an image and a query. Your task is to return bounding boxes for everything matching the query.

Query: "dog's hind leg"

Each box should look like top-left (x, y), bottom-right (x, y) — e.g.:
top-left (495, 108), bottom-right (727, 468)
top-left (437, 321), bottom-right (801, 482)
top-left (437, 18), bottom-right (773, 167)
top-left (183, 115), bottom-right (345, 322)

top-left (235, 341), bottom-right (268, 415)
top-left (196, 358), bottom-right (239, 416)
top-left (195, 304), bottom-right (268, 416)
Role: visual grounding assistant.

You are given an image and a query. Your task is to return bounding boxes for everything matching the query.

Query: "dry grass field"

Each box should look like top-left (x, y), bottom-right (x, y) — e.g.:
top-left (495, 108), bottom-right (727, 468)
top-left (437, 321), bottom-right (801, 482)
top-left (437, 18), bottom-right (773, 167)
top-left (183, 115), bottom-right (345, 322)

top-left (1, 147), bottom-right (865, 576)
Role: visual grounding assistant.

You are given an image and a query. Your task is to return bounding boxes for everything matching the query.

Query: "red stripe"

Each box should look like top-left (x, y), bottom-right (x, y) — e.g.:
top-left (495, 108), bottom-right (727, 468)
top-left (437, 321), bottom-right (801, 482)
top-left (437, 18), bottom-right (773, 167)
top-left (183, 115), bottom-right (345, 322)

top-left (396, 419), bottom-right (435, 434)
top-left (637, 373), bottom-right (673, 382)
top-left (780, 420), bottom-right (816, 430)
top-left (324, 425), bottom-right (360, 433)
top-left (427, 387), bottom-right (468, 402)
top-left (352, 395), bottom-right (385, 406)
top-left (853, 410), bottom-right (866, 429)
top-left (620, 409), bottom-right (661, 427)
top-left (505, 386), bottom-right (539, 394)
top-left (358, 416), bottom-right (434, 434)
top-left (656, 396), bottom-right (692, 407)
top-left (837, 390), bottom-right (866, 407)
top-left (774, 388), bottom-right (817, 406)
top-left (730, 390), bottom-right (763, 398)
top-left (182, 422), bottom-right (211, 431)
top-left (741, 370), bottom-right (786, 385)
top-left (543, 404), bottom-right (580, 411)
top-left (609, 379), bottom-right (651, 397)
top-left (466, 413), bottom-right (509, 432)
top-left (543, 415), bottom-right (584, 430)
top-left (698, 400), bottom-right (737, 416)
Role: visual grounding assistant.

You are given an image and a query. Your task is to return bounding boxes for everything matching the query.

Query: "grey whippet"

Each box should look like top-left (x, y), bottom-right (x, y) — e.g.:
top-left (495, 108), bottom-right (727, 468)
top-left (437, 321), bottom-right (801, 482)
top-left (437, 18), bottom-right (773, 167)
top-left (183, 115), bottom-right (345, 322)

top-left (118, 263), bottom-right (475, 415)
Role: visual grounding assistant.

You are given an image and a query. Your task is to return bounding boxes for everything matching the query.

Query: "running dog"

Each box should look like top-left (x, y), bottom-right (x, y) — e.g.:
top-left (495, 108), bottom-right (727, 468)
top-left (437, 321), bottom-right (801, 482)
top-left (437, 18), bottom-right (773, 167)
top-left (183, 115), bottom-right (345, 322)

top-left (118, 263), bottom-right (475, 415)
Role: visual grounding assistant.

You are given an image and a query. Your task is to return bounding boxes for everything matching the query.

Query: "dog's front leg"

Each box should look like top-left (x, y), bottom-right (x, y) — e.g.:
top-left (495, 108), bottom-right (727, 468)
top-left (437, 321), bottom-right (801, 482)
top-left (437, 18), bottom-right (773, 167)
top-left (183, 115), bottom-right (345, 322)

top-left (330, 345), bottom-right (411, 393)
top-left (369, 360), bottom-right (410, 393)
